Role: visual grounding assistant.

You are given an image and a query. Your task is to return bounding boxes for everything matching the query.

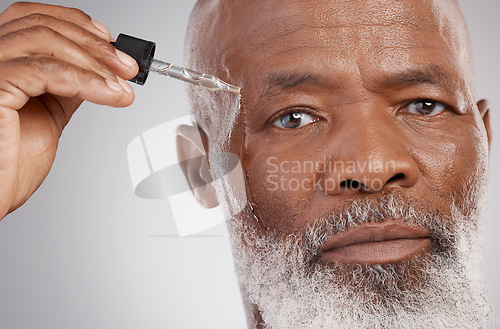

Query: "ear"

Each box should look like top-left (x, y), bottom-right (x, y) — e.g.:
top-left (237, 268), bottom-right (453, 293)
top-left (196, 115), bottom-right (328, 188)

top-left (176, 124), bottom-right (219, 208)
top-left (477, 99), bottom-right (492, 149)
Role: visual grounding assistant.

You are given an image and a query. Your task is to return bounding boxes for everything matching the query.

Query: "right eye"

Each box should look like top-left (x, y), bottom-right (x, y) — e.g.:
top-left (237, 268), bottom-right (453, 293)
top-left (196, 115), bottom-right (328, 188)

top-left (405, 99), bottom-right (447, 116)
top-left (273, 112), bottom-right (318, 129)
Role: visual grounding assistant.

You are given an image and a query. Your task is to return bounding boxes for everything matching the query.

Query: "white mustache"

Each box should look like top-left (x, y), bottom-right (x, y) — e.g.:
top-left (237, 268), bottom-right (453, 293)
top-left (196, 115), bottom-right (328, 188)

top-left (283, 191), bottom-right (458, 263)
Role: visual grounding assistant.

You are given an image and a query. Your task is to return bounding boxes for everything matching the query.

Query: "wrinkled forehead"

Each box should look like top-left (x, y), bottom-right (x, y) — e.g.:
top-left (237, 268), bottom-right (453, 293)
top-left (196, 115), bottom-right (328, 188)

top-left (211, 0), bottom-right (470, 78)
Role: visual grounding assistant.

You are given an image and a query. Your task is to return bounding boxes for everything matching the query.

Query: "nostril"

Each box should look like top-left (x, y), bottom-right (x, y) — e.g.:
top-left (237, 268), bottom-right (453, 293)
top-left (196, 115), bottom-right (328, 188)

top-left (387, 173), bottom-right (405, 184)
top-left (340, 179), bottom-right (361, 190)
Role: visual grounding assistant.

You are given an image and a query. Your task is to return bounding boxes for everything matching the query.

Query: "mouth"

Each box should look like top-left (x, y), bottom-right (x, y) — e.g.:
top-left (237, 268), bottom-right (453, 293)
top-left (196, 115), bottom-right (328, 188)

top-left (319, 221), bottom-right (432, 265)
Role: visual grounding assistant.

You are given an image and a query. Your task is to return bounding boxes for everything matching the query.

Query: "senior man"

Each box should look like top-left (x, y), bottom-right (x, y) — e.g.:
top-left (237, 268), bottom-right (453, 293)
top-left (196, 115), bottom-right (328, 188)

top-left (0, 0), bottom-right (493, 329)
top-left (179, 0), bottom-right (492, 328)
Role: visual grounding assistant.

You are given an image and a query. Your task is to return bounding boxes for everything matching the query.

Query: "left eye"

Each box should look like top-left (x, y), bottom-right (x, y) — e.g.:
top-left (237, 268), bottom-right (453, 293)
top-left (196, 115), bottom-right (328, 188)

top-left (273, 112), bottom-right (317, 129)
top-left (406, 99), bottom-right (447, 116)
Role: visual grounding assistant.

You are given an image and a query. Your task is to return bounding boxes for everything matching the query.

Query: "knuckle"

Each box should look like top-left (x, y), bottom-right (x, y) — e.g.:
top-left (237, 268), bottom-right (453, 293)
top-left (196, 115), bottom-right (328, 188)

top-left (9, 56), bottom-right (61, 76)
top-left (24, 24), bottom-right (58, 38)
top-left (79, 70), bottom-right (100, 86)
top-left (30, 57), bottom-right (77, 85)
top-left (1, 7), bottom-right (53, 31)
top-left (0, 25), bottom-right (59, 51)
top-left (22, 13), bottom-right (53, 26)
top-left (41, 57), bottom-right (74, 78)
top-left (94, 36), bottom-right (115, 51)
top-left (34, 56), bottom-right (59, 67)
top-left (65, 7), bottom-right (91, 22)
top-left (11, 55), bottom-right (54, 69)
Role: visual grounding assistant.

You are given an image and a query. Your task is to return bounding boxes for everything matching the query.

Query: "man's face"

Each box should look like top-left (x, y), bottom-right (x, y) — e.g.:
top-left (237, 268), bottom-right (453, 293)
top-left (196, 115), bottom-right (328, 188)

top-left (195, 0), bottom-right (491, 327)
top-left (223, 0), bottom-right (487, 237)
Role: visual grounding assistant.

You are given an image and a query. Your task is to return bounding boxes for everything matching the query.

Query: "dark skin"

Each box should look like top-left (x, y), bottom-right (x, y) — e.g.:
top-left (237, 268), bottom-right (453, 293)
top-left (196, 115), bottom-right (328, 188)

top-left (187, 0), bottom-right (492, 236)
top-left (180, 0), bottom-right (492, 326)
top-left (238, 1), bottom-right (485, 230)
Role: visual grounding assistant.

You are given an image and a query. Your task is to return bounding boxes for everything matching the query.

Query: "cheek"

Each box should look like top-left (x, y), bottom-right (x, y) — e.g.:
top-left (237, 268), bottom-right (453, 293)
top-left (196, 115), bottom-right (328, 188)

top-left (242, 142), bottom-right (321, 232)
top-left (406, 115), bottom-right (489, 201)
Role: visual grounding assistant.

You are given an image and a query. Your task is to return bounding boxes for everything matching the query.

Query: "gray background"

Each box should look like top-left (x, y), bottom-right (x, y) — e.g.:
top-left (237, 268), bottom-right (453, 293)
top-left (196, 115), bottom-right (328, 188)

top-left (0, 0), bottom-right (498, 328)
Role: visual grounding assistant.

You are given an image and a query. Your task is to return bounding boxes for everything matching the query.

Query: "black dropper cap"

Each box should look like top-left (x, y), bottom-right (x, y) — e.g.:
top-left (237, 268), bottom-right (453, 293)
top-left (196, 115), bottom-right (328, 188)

top-left (111, 34), bottom-right (156, 85)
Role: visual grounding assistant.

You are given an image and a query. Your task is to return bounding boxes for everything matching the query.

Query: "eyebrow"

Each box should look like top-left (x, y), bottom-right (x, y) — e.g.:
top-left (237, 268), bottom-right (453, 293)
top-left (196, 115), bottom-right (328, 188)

top-left (258, 71), bottom-right (326, 103)
top-left (267, 72), bottom-right (322, 90)
top-left (260, 64), bottom-right (457, 99)
top-left (381, 65), bottom-right (456, 94)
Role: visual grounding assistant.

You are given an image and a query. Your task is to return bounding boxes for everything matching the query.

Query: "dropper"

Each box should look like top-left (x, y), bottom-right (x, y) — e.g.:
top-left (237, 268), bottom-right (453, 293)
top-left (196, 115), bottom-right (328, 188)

top-left (111, 34), bottom-right (241, 94)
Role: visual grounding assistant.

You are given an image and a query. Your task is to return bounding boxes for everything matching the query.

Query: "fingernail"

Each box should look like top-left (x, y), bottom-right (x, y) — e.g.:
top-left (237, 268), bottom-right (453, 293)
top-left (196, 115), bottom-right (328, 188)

top-left (105, 78), bottom-right (123, 93)
top-left (92, 18), bottom-right (110, 36)
top-left (118, 77), bottom-right (134, 94)
top-left (116, 49), bottom-right (137, 68)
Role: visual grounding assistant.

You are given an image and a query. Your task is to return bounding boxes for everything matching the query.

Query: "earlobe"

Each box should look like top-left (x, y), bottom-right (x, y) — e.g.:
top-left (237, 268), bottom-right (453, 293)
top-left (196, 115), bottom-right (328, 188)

top-left (477, 99), bottom-right (492, 149)
top-left (176, 124), bottom-right (219, 208)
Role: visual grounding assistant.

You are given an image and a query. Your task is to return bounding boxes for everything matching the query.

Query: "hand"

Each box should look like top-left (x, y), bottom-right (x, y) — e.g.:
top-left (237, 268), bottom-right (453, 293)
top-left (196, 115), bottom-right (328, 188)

top-left (0, 2), bottom-right (139, 219)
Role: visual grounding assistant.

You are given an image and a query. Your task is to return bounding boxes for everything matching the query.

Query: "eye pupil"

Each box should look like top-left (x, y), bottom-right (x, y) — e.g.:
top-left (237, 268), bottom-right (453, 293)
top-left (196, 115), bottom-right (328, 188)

top-left (281, 112), bottom-right (304, 128)
top-left (422, 101), bottom-right (434, 112)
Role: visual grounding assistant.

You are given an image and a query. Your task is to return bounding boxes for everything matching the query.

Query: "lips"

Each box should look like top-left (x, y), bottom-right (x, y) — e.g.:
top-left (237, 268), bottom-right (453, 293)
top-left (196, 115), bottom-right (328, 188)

top-left (319, 221), bottom-right (432, 265)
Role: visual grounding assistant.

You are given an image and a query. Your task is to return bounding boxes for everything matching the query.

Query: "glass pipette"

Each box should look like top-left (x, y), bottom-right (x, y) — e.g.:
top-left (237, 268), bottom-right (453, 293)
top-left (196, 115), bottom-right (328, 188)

top-left (111, 33), bottom-right (241, 94)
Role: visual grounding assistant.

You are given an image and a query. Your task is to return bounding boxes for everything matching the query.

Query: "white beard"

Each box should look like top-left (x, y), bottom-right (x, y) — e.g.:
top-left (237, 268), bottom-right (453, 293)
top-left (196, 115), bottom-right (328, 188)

top-left (227, 187), bottom-right (490, 329)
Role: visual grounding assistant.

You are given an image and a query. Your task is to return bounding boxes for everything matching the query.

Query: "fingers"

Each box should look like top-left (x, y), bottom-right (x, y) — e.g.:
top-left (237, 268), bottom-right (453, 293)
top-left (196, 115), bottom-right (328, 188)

top-left (0, 13), bottom-right (138, 80)
top-left (0, 25), bottom-right (133, 85)
top-left (0, 56), bottom-right (135, 109)
top-left (0, 1), bottom-right (140, 91)
top-left (0, 2), bottom-right (140, 112)
top-left (0, 2), bottom-right (111, 41)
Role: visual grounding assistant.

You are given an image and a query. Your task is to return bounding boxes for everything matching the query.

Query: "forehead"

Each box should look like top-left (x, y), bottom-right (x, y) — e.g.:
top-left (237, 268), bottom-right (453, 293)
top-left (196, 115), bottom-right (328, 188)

top-left (221, 0), bottom-right (463, 48)
top-left (216, 0), bottom-right (469, 87)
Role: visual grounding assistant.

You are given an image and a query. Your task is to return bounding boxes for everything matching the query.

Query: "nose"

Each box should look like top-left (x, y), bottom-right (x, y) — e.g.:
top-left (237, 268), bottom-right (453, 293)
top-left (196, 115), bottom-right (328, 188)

top-left (319, 110), bottom-right (419, 195)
